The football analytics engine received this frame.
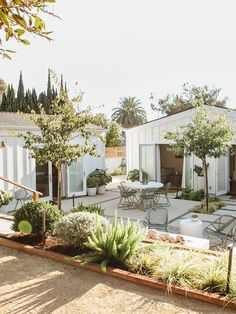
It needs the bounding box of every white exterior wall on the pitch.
[0,128,105,212]
[126,107,236,195]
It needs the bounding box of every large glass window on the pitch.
[36,162,49,197]
[140,145,156,181]
[68,159,84,194]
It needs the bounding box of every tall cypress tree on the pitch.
[60,74,64,93]
[16,71,25,111]
[46,68,53,112]
[31,88,38,112]
[9,84,16,112]
[0,91,7,111]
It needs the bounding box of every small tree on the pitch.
[0,0,57,59]
[152,83,227,116]
[105,121,122,147]
[18,91,107,210]
[165,101,234,211]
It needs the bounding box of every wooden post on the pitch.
[33,192,39,201]
[226,243,234,293]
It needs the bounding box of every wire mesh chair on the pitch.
[118,183,138,209]
[143,205,168,231]
[154,182,171,207]
[139,188,159,210]
[10,188,32,213]
[203,214,236,248]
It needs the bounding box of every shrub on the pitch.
[191,198,225,214]
[12,201,61,234]
[55,212,108,250]
[77,214,148,272]
[70,202,104,215]
[87,175,98,188]
[127,169,139,181]
[125,244,236,297]
[0,190,13,208]
[180,187,204,201]
[89,169,112,186]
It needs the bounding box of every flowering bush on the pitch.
[0,190,13,208]
[55,212,108,250]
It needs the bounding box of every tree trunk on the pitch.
[203,161,209,212]
[57,164,62,210]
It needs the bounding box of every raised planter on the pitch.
[0,236,235,309]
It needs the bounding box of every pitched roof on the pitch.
[0,112,35,128]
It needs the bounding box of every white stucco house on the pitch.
[126,106,236,196]
[0,112,105,212]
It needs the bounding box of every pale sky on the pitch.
[1,0,236,120]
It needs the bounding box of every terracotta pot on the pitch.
[97,185,106,194]
[87,187,97,197]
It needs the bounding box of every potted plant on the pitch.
[194,165,205,190]
[89,169,112,195]
[87,176,97,197]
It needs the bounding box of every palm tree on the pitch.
[111,97,147,128]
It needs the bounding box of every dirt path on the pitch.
[0,247,233,314]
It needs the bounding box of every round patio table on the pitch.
[125,181,163,190]
[125,181,164,210]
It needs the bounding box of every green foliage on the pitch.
[165,101,234,211]
[12,201,61,234]
[87,175,98,188]
[105,121,122,147]
[125,246,236,297]
[55,212,108,250]
[180,187,204,201]
[89,169,112,186]
[112,96,147,128]
[0,70,59,113]
[18,87,108,209]
[193,165,204,176]
[78,214,147,271]
[0,0,57,59]
[0,190,13,208]
[152,83,227,116]
[127,169,148,182]
[70,202,104,215]
[191,198,225,214]
[127,169,139,181]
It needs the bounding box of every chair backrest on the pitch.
[141,188,158,197]
[163,182,171,191]
[15,188,27,200]
[118,184,129,196]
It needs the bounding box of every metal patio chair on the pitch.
[118,183,138,209]
[7,188,32,213]
[203,214,236,248]
[139,188,159,210]
[154,182,171,207]
[143,205,169,231]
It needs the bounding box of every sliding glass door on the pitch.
[140,145,156,181]
[66,158,86,197]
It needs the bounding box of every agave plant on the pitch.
[76,213,148,272]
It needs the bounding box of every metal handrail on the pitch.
[0,175,42,201]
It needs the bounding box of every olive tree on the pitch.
[0,0,57,59]
[18,91,108,210]
[165,100,234,211]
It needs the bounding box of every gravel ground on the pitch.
[0,247,234,314]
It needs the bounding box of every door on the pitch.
[36,162,52,201]
[66,158,86,197]
[184,155,194,189]
[216,156,227,195]
[139,145,156,181]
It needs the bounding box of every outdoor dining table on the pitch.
[125,181,164,210]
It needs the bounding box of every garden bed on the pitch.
[0,234,235,309]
